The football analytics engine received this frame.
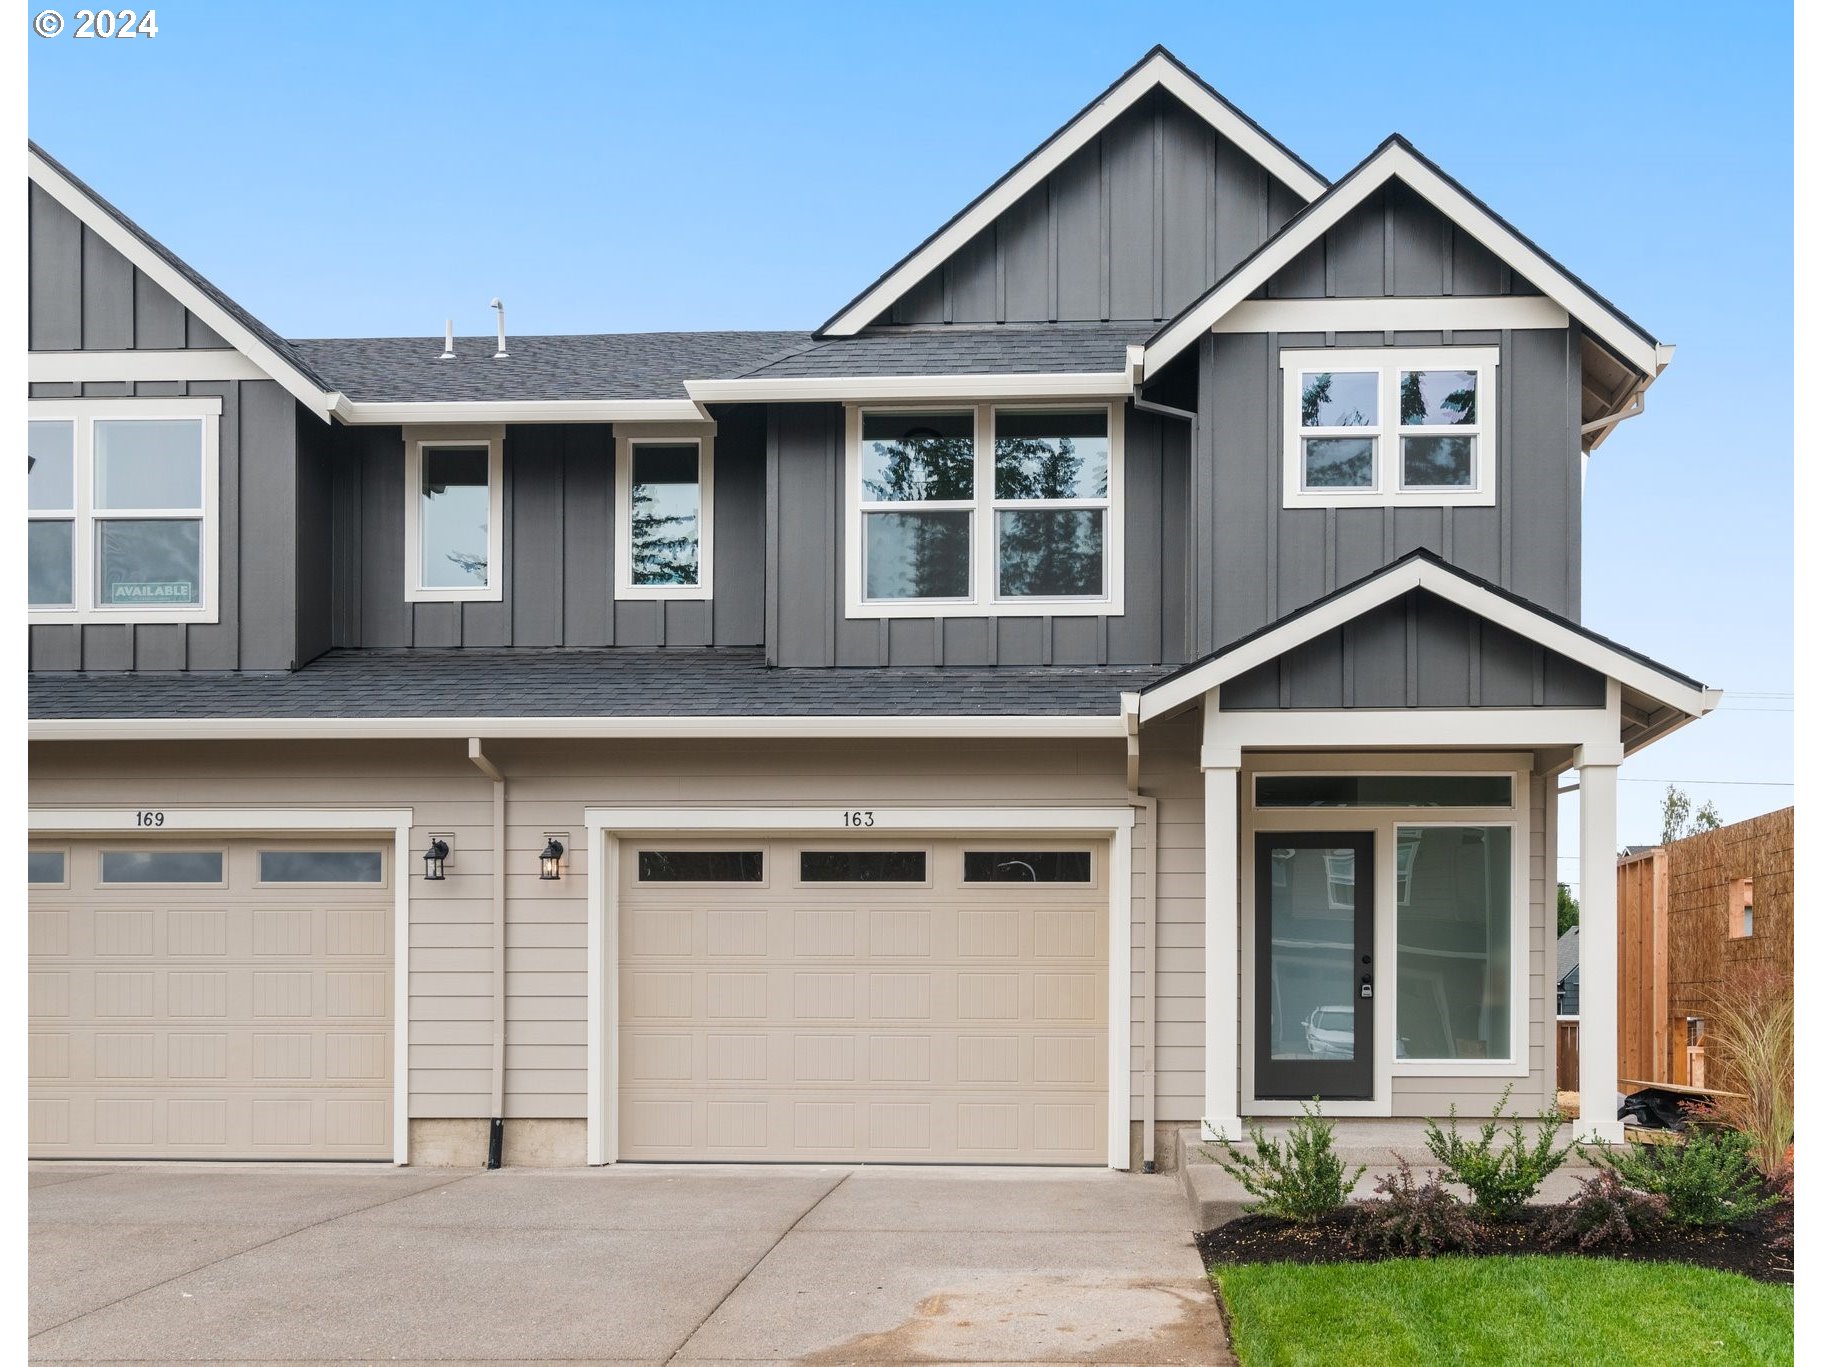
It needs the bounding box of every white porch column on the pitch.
[1574,748,1624,1144]
[1201,701,1244,1141]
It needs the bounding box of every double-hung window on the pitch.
[614,425,714,599]
[1282,347,1495,508]
[28,398,220,623]
[848,402,1123,616]
[404,425,504,602]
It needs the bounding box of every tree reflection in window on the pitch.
[861,412,974,600]
[994,410,1108,598]
[630,443,701,587]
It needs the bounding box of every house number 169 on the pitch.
[135,810,166,827]
[842,810,875,827]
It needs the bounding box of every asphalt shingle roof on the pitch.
[288,332,812,403]
[29,649,1165,721]
[738,325,1151,379]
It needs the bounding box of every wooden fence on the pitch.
[1555,1019,1580,1092]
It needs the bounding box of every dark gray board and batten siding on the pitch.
[328,406,766,650]
[887,89,1307,327]
[29,185,309,674]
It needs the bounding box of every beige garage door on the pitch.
[28,839,394,1160]
[618,838,1108,1163]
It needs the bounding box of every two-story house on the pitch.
[27,48,1718,1171]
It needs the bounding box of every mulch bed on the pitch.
[1197,1200,1793,1285]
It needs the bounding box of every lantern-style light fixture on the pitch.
[539,839,565,881]
[423,838,449,881]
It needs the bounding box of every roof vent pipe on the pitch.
[490,298,508,359]
[439,319,455,361]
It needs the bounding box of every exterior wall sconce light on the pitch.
[539,839,565,881]
[423,838,449,881]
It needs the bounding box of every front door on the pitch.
[1254,832,1374,1100]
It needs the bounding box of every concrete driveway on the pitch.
[29,1162,1227,1365]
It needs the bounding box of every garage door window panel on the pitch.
[963,850,1094,884]
[99,850,225,885]
[798,850,929,884]
[258,850,387,885]
[28,849,68,887]
[636,850,765,883]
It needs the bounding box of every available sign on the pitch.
[108,582,195,604]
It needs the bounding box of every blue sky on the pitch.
[28,1,1794,866]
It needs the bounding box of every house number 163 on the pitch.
[841,810,875,827]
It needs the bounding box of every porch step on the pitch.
[1175,1124,1601,1230]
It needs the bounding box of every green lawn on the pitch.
[1214,1256,1792,1367]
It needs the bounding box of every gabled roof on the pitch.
[1137,550,1718,738]
[1142,136,1670,379]
[815,46,1328,338]
[28,142,341,419]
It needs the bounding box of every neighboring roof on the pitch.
[1137,549,1717,735]
[29,649,1165,739]
[27,142,340,417]
[816,46,1328,338]
[1557,926,1580,982]
[1142,136,1669,379]
[735,324,1152,380]
[288,332,810,404]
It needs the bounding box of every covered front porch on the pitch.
[1129,553,1718,1146]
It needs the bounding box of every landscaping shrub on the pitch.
[1423,1085,1573,1221]
[1686,966,1794,1179]
[1204,1099,1365,1223]
[1343,1157,1481,1257]
[1598,1126,1780,1228]
[1539,1168,1667,1251]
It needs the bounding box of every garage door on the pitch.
[618,838,1108,1163]
[28,839,394,1160]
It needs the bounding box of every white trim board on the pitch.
[30,714,1134,743]
[687,372,1135,404]
[817,49,1326,337]
[30,351,271,384]
[28,148,341,420]
[333,397,708,425]
[1137,556,1718,722]
[26,805,416,1166]
[1143,140,1667,377]
[583,804,1136,1169]
[1205,296,1567,336]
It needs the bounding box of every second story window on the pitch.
[615,427,714,600]
[847,402,1124,617]
[404,425,504,602]
[28,397,220,625]
[1281,347,1496,509]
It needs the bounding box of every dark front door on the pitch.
[1254,832,1375,1100]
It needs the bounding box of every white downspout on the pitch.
[1123,697,1162,1172]
[469,738,507,1168]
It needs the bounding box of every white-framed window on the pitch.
[614,423,714,600]
[844,401,1124,618]
[1280,347,1496,509]
[28,397,221,624]
[403,424,504,603]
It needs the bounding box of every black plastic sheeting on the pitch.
[1619,1087,1707,1130]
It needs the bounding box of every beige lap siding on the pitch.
[1133,713,1207,1124]
[30,736,1133,1128]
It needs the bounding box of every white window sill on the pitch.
[849,598,1122,620]
[30,608,220,627]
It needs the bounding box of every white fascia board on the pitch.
[1138,558,1714,722]
[27,806,414,832]
[819,54,1326,337]
[30,714,1130,743]
[29,350,271,384]
[1143,143,1661,376]
[1208,296,1569,334]
[333,397,708,425]
[686,372,1135,404]
[27,150,340,420]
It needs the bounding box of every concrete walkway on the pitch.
[29,1161,1227,1365]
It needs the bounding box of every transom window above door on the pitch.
[1281,347,1496,509]
[847,403,1124,617]
[28,398,221,624]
